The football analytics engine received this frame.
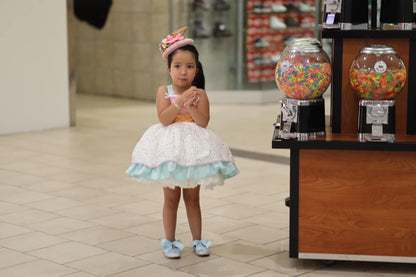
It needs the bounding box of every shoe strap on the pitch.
[161,239,184,251]
[191,239,211,249]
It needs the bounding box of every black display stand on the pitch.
[321,29,416,134]
[272,29,416,263]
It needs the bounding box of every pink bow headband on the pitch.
[159,26,194,59]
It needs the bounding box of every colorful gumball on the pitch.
[275,44,331,99]
[349,45,407,100]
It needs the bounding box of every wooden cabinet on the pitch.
[273,130,416,263]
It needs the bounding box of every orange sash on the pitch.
[173,114,194,123]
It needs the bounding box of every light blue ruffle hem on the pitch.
[126,161,239,181]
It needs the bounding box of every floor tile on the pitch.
[20,179,75,193]
[55,204,119,220]
[223,224,288,245]
[28,241,106,264]
[0,222,31,239]
[0,248,37,269]
[51,186,108,201]
[67,252,149,276]
[250,252,324,276]
[126,220,189,240]
[62,225,134,245]
[116,199,163,216]
[180,256,264,276]
[206,203,270,220]
[202,215,255,234]
[0,201,27,215]
[0,231,68,252]
[0,185,53,204]
[98,235,160,256]
[212,240,280,263]
[61,272,97,277]
[111,264,195,277]
[25,197,83,212]
[89,212,155,229]
[0,209,58,226]
[138,248,218,270]
[0,259,77,277]
[27,217,94,235]
[249,270,292,277]
[244,210,289,230]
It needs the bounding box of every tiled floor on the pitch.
[0,94,415,276]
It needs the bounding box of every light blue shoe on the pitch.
[191,239,211,256]
[161,239,184,259]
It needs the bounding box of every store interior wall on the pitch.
[177,0,240,91]
[74,0,170,101]
[0,0,70,135]
[68,0,76,127]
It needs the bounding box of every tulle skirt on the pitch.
[126,122,239,189]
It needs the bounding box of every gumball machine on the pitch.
[349,45,407,142]
[275,41,332,141]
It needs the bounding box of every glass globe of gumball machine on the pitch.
[349,45,407,142]
[275,42,332,141]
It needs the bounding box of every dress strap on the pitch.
[167,85,174,96]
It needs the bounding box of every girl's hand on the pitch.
[180,86,199,107]
[184,91,199,108]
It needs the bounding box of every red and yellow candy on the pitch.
[349,68,406,99]
[275,62,332,99]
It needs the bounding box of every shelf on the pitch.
[248,11,316,15]
[322,29,416,39]
[272,127,416,151]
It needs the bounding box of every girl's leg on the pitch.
[183,185,201,240]
[163,187,181,241]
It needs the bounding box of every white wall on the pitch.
[0,0,69,135]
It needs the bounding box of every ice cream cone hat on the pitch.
[159,26,194,59]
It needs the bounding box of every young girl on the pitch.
[126,27,239,259]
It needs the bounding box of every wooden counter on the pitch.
[272,128,416,263]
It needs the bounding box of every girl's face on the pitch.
[168,50,198,89]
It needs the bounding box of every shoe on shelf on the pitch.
[284,3,300,12]
[270,16,287,29]
[194,21,210,38]
[271,53,282,63]
[253,3,271,13]
[285,16,300,27]
[300,17,315,28]
[213,22,232,37]
[253,55,272,65]
[191,240,211,256]
[161,239,184,259]
[284,35,294,45]
[254,37,270,47]
[193,0,210,10]
[271,3,287,13]
[299,2,315,13]
[213,0,230,11]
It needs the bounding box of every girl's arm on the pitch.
[156,86,196,126]
[156,86,180,126]
[187,89,210,128]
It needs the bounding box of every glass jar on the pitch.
[349,45,407,100]
[275,44,332,99]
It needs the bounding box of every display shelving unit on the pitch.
[245,0,317,83]
[272,29,416,263]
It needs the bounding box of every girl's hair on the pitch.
[167,44,205,89]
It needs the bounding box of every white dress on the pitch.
[126,85,239,189]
